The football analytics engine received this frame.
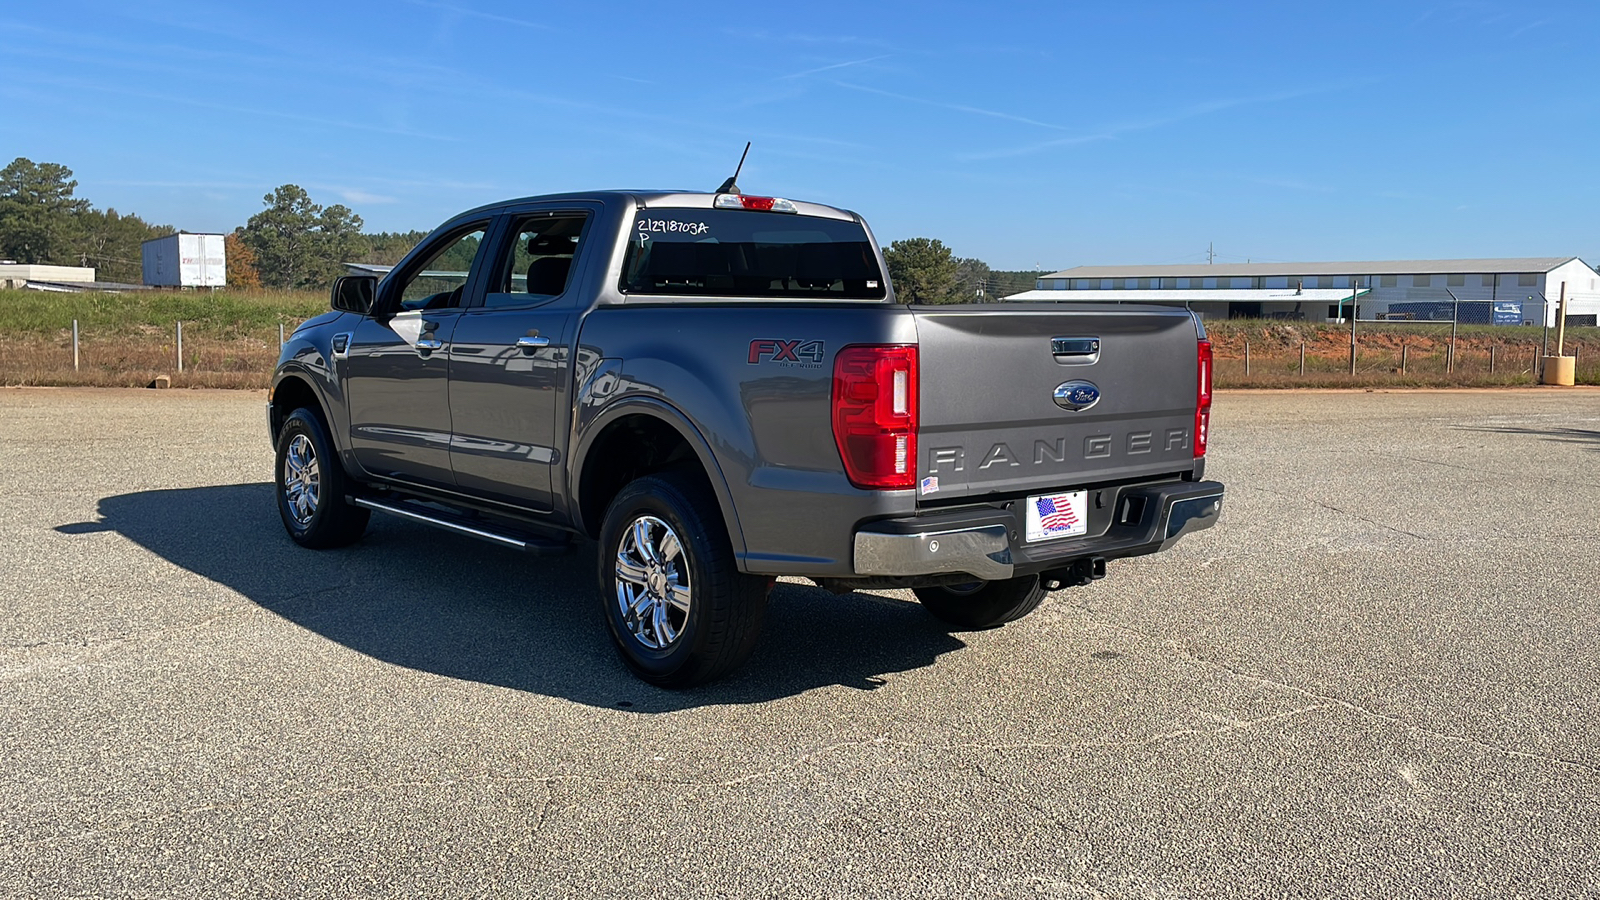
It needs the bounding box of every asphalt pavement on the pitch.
[1,386,1596,899]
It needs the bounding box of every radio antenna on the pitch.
[715,142,752,194]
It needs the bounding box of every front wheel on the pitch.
[275,408,369,549]
[597,472,769,688]
[913,576,1049,630]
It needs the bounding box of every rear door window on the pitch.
[621,209,885,299]
[482,213,588,309]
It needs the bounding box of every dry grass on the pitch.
[0,333,281,388]
[1205,319,1600,388]
[0,287,321,388]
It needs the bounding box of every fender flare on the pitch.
[270,355,350,460]
[570,396,749,562]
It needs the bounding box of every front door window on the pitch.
[399,227,487,311]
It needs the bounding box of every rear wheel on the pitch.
[275,408,369,549]
[913,575,1049,630]
[598,472,768,688]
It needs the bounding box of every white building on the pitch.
[0,263,96,289]
[142,233,226,288]
[1007,257,1600,327]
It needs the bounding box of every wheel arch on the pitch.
[572,400,747,561]
[268,371,328,447]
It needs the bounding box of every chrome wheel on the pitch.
[282,433,320,526]
[614,515,691,650]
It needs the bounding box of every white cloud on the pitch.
[338,189,399,205]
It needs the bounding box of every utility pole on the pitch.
[1538,282,1575,384]
[1555,281,1568,356]
[1207,242,1214,265]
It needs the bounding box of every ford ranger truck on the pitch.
[268,190,1223,687]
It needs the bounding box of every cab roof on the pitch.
[455,190,859,223]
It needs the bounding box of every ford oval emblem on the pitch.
[1053,380,1101,411]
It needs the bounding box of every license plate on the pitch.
[1024,490,1089,542]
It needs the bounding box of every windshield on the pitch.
[621,209,886,299]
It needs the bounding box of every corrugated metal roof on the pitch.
[22,280,149,293]
[1042,257,1582,279]
[1005,287,1367,302]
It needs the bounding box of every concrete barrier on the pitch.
[1539,355,1576,385]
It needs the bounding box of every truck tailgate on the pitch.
[912,304,1200,502]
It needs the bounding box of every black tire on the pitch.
[275,407,370,549]
[913,575,1049,630]
[597,471,768,688]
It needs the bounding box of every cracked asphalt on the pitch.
[2,386,1597,899]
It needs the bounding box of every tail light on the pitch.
[832,345,918,489]
[1195,339,1213,458]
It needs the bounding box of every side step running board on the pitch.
[352,497,570,555]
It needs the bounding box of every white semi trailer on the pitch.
[141,233,226,288]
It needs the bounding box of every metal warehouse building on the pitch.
[1006,257,1600,326]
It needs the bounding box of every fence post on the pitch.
[1445,288,1460,374]
[1490,344,1496,374]
[176,321,183,373]
[1299,342,1306,375]
[72,319,80,372]
[1401,344,1407,375]
[1245,341,1251,376]
[1348,281,1358,376]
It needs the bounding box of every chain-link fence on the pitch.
[1209,299,1598,387]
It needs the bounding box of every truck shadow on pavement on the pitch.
[71,484,967,712]
[1452,424,1600,451]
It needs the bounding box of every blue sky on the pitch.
[3,1,1596,269]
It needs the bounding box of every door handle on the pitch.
[516,335,551,350]
[1050,337,1101,365]
[1051,338,1100,356]
[414,338,444,352]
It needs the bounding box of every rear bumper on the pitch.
[852,480,1224,581]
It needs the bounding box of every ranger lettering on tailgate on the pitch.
[928,428,1192,473]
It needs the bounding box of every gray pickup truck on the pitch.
[268,189,1223,687]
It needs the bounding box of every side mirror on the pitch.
[331,276,377,315]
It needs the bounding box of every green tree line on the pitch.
[2,157,1048,297]
[881,236,1045,304]
[0,158,175,284]
[0,158,431,290]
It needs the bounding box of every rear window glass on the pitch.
[621,209,886,299]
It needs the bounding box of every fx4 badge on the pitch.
[748,339,826,367]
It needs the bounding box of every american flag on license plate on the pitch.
[1035,495,1080,533]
